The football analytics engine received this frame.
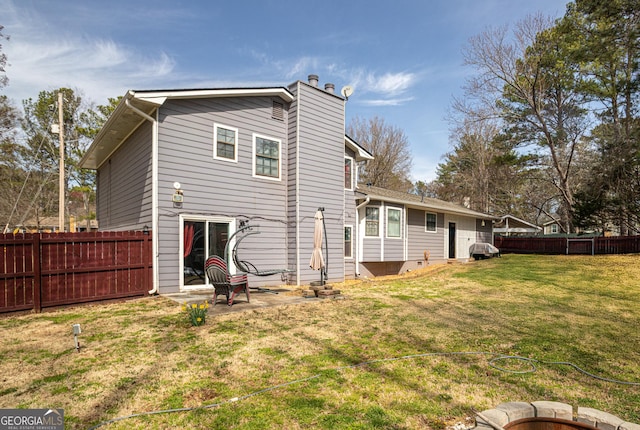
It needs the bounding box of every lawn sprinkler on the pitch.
[72,324,82,352]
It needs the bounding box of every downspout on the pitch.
[125,98,159,295]
[295,82,301,286]
[354,196,370,276]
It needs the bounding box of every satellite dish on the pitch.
[341,85,354,100]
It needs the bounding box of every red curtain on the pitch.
[183,222,195,258]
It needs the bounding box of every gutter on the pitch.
[354,196,370,276]
[125,98,159,295]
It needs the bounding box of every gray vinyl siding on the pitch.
[362,237,381,261]
[407,208,445,261]
[287,82,345,285]
[476,218,493,243]
[445,214,477,260]
[96,121,153,231]
[155,97,290,292]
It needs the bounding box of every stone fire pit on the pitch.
[470,401,639,430]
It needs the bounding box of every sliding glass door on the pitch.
[182,216,234,288]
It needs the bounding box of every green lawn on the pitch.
[1,254,639,429]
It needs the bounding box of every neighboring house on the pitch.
[541,220,609,236]
[80,74,494,294]
[493,215,542,237]
[353,186,498,277]
[542,220,562,235]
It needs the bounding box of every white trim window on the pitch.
[344,225,353,259]
[365,206,380,237]
[253,133,281,180]
[344,156,354,190]
[426,212,437,232]
[213,123,238,162]
[386,207,402,238]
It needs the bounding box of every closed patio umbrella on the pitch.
[309,209,325,274]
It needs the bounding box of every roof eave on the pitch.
[80,91,156,169]
[133,87,295,103]
[499,214,541,229]
[345,135,374,161]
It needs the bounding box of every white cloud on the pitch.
[251,60,420,106]
[371,72,416,96]
[2,2,176,105]
[360,97,415,107]
[285,57,320,80]
[344,69,419,106]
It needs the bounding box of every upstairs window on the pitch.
[365,207,380,237]
[253,134,281,180]
[426,212,437,232]
[213,124,238,162]
[344,157,354,190]
[387,207,402,238]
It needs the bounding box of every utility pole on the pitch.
[58,92,65,232]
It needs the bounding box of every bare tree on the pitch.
[459,14,591,232]
[435,115,531,216]
[347,115,413,192]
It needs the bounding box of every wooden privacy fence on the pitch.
[1,231,152,314]
[495,235,640,255]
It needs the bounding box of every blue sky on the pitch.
[2,0,569,181]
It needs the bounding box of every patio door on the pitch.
[182,217,235,289]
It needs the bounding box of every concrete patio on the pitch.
[163,286,331,316]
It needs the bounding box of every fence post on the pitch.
[33,233,42,313]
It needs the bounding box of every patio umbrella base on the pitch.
[303,284,341,298]
[310,280,326,287]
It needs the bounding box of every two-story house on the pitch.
[80,75,494,295]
